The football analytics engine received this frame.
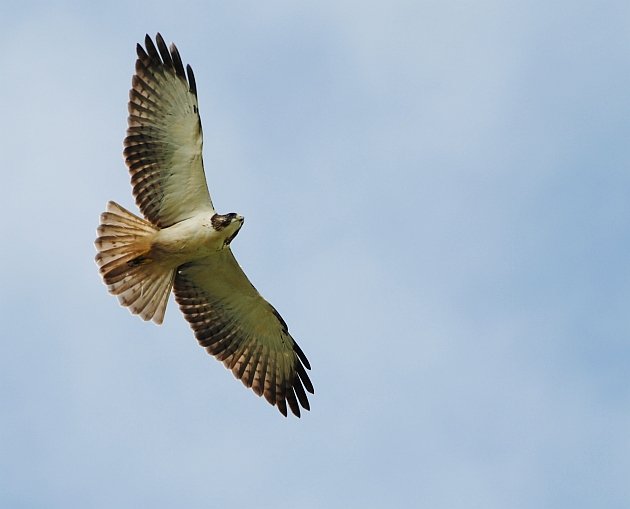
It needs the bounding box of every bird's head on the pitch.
[211,212,244,246]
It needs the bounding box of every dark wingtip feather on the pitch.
[293,340,311,370]
[286,388,301,417]
[170,44,186,79]
[186,64,197,95]
[136,43,147,60]
[296,362,314,394]
[293,376,310,410]
[144,34,160,61]
[155,33,173,68]
[277,398,288,417]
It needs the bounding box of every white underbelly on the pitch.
[151,214,224,265]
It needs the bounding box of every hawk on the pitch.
[95,34,313,417]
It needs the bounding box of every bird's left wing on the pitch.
[124,33,214,228]
[173,249,314,417]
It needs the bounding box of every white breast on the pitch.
[151,213,227,266]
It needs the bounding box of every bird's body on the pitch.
[152,212,243,262]
[95,33,313,417]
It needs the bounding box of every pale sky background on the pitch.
[2,1,630,508]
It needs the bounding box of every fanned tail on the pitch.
[94,201,174,324]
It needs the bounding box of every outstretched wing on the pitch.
[173,249,314,417]
[124,33,214,228]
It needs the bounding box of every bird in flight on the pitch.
[95,33,313,417]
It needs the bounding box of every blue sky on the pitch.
[2,1,630,507]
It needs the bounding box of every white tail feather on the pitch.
[95,201,174,324]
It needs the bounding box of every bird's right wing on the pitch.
[124,33,214,228]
